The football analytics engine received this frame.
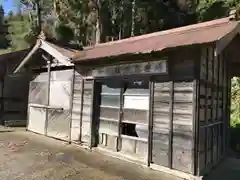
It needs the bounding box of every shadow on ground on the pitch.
[0,131,181,180]
[203,127,240,180]
[2,129,240,180]
[203,157,240,180]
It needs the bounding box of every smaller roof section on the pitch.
[72,10,240,63]
[14,39,82,73]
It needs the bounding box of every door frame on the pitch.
[93,76,151,161]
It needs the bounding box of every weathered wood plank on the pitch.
[172,131,192,149]
[99,120,118,136]
[172,145,192,173]
[99,134,118,150]
[152,131,169,167]
[173,102,193,115]
[80,80,94,143]
[199,128,206,152]
[174,92,193,102]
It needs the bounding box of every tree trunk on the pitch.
[95,0,101,44]
[95,18,101,44]
[131,0,136,36]
[119,24,122,40]
[35,1,42,35]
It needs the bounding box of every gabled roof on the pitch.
[72,16,240,63]
[14,39,81,73]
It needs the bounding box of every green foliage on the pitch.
[231,77,240,127]
[54,23,74,42]
[7,13,31,50]
[197,0,240,22]
[197,0,229,22]
[0,5,11,49]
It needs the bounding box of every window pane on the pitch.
[100,107,119,120]
[124,96,149,110]
[101,95,120,107]
[101,84,121,94]
[122,108,147,124]
[123,79,149,110]
[124,88,149,95]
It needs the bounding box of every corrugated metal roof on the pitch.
[72,17,240,63]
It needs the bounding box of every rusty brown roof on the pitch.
[72,17,240,63]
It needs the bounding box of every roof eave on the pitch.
[13,39,74,73]
[215,22,240,55]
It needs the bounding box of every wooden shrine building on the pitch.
[14,10,240,180]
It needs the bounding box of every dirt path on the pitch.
[0,131,181,180]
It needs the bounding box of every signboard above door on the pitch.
[87,60,168,77]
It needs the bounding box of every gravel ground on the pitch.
[0,130,182,180]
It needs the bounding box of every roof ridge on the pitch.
[84,17,231,49]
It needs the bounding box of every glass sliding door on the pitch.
[98,80,121,151]
[97,77,150,162]
[119,78,149,161]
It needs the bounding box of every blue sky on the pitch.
[1,0,15,14]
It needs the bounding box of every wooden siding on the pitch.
[71,71,83,142]
[172,82,193,173]
[197,46,229,176]
[70,71,94,145]
[152,80,194,173]
[81,80,94,144]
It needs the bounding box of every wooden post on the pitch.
[90,79,96,148]
[79,79,84,143]
[44,60,51,135]
[204,47,209,168]
[192,79,199,175]
[147,80,154,166]
[117,84,125,151]
[131,0,136,36]
[210,47,215,166]
[168,80,174,169]
[226,61,231,154]
[216,54,220,162]
[68,68,75,143]
[193,48,201,176]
